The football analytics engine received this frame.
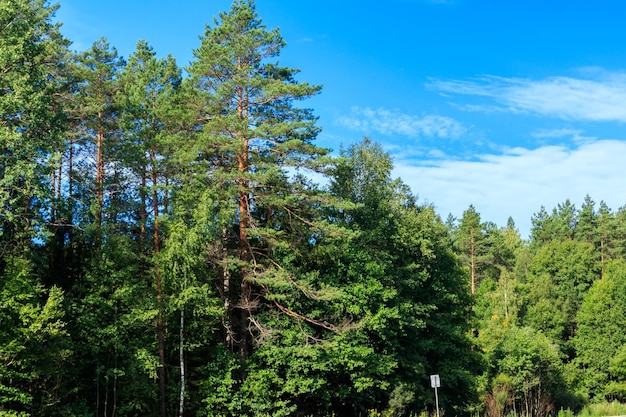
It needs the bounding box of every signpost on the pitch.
[430,374,440,417]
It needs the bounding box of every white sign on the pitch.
[430,374,440,388]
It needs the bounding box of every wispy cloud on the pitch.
[530,128,599,145]
[428,71,626,122]
[531,128,583,139]
[336,107,466,139]
[393,139,626,237]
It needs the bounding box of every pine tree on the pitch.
[182,0,333,359]
[455,205,488,296]
[70,38,124,242]
[0,1,72,413]
[119,40,181,416]
[0,0,68,253]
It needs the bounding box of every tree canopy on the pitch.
[0,1,625,416]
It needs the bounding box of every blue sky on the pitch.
[54,0,626,238]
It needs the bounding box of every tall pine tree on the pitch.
[183,0,333,359]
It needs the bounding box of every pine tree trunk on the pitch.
[222,226,233,350]
[236,82,251,359]
[140,169,147,251]
[68,139,74,231]
[238,184,251,359]
[96,119,104,231]
[152,149,166,417]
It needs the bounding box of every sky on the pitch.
[54,0,626,238]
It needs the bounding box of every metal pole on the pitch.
[435,385,440,417]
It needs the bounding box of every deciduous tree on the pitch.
[573,260,626,400]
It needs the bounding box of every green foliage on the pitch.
[576,401,626,417]
[483,326,570,417]
[67,234,159,415]
[0,0,68,248]
[118,39,181,241]
[518,237,599,358]
[69,37,125,233]
[573,260,626,401]
[530,200,577,244]
[3,0,626,416]
[453,205,491,295]
[473,224,524,343]
[181,0,338,363]
[327,138,478,415]
[0,257,70,415]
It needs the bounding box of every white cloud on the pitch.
[393,139,626,238]
[336,107,466,139]
[530,128,598,145]
[428,72,626,122]
[531,128,583,139]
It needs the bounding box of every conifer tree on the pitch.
[182,0,335,359]
[455,205,488,296]
[0,0,72,413]
[70,38,124,242]
[119,39,182,417]
[0,0,67,252]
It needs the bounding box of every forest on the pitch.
[2,0,626,416]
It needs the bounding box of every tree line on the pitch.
[1,1,625,416]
